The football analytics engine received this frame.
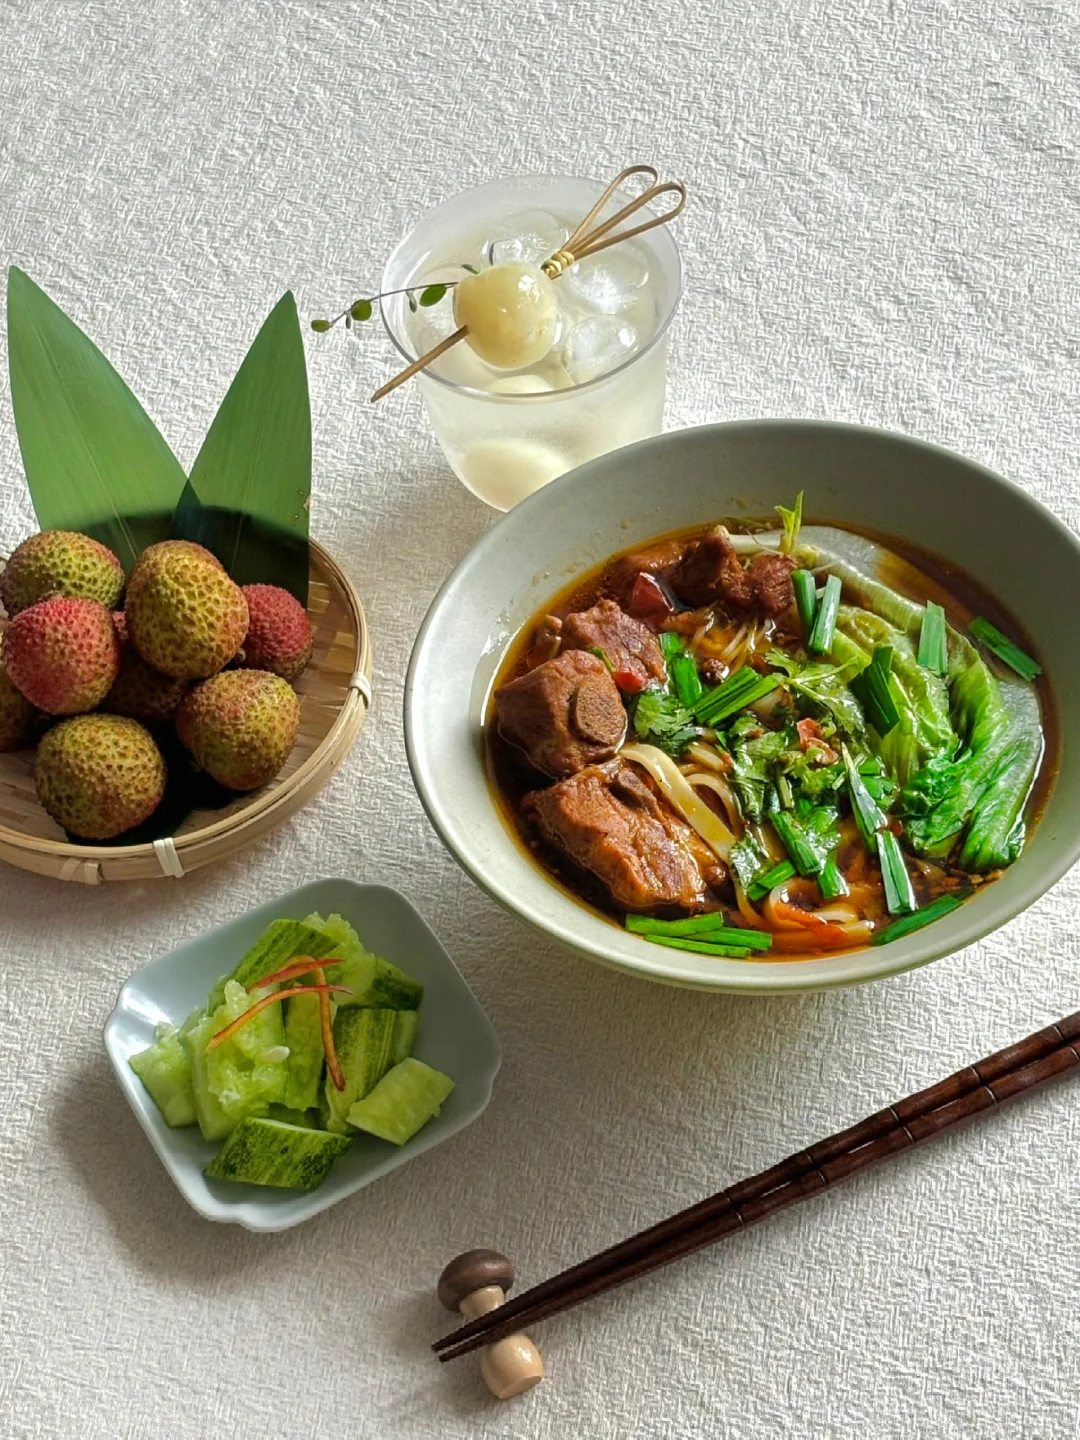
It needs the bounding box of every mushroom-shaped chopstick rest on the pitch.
[437,1249,545,1399]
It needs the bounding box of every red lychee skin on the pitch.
[1,596,120,714]
[238,584,313,684]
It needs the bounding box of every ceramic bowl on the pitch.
[103,878,501,1230]
[405,420,1080,993]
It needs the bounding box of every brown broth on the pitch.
[484,518,1057,959]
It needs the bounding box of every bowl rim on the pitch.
[0,537,371,879]
[102,877,502,1230]
[405,417,1080,993]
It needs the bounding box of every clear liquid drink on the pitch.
[380,176,683,511]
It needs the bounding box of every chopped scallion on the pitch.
[625,914,771,948]
[876,830,917,915]
[693,668,780,726]
[747,860,796,900]
[658,631,683,662]
[917,601,948,675]
[841,744,888,852]
[850,645,900,735]
[588,645,614,672]
[771,810,822,878]
[643,934,764,958]
[818,854,849,901]
[808,574,842,654]
[792,569,817,640]
[670,651,705,708]
[969,617,1042,682]
[872,891,966,944]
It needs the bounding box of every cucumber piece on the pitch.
[207,919,339,1009]
[129,1023,197,1127]
[303,912,423,1009]
[282,991,324,1110]
[391,1010,419,1066]
[185,980,288,1142]
[205,1118,352,1191]
[324,1007,398,1134]
[346,1058,455,1146]
[266,1103,320,1128]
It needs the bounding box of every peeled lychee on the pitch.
[0,530,124,618]
[176,669,300,791]
[125,541,248,680]
[35,713,166,839]
[238,584,313,684]
[2,596,120,714]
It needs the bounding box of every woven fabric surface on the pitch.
[2,1,1079,1436]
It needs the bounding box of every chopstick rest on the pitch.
[437,1249,544,1400]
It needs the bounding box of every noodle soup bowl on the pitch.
[406,421,1080,992]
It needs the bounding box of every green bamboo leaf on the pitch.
[170,292,311,604]
[6,267,186,570]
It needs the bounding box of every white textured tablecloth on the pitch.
[3,3,1080,1436]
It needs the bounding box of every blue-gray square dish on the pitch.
[103,879,500,1231]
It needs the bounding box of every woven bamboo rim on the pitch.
[0,538,371,884]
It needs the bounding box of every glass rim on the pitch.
[378,171,684,404]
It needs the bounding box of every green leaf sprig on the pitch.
[310,264,480,334]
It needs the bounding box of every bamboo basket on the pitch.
[0,539,371,884]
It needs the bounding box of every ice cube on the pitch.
[485,211,570,268]
[560,249,650,315]
[560,316,639,385]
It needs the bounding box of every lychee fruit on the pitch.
[0,530,125,618]
[2,596,120,714]
[35,713,167,839]
[102,612,189,723]
[238,584,313,684]
[176,669,300,791]
[125,541,248,680]
[0,660,37,751]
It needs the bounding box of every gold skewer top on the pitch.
[370,166,686,402]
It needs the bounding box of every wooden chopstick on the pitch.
[434,1009,1080,1362]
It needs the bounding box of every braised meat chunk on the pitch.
[605,537,687,602]
[672,527,795,616]
[745,551,797,616]
[495,650,627,778]
[524,759,709,911]
[561,598,667,692]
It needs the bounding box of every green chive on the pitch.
[917,601,948,675]
[792,569,817,640]
[693,668,779,725]
[644,934,763,958]
[819,854,849,900]
[877,830,917,915]
[670,652,704,707]
[969,617,1042,681]
[771,810,822,877]
[872,891,966,944]
[625,913,769,945]
[808,574,842,654]
[842,744,887,852]
[747,859,796,900]
[658,630,683,661]
[851,645,900,735]
[588,645,615,672]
